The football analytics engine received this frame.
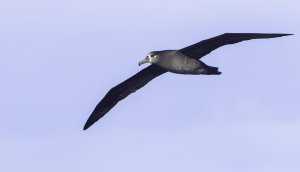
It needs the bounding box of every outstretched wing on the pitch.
[84,65,166,130]
[179,33,292,59]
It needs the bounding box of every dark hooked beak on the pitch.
[138,57,148,66]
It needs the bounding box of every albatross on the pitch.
[83,33,292,130]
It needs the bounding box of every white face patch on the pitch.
[147,55,152,62]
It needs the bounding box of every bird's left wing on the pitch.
[83,65,166,130]
[179,33,292,59]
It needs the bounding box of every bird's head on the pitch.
[138,51,159,66]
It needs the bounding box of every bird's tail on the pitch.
[195,65,221,75]
[205,66,222,75]
[197,60,221,75]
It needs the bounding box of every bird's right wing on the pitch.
[179,33,292,59]
[83,65,166,130]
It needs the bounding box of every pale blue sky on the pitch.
[0,0,299,171]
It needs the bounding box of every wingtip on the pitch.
[83,124,91,130]
[262,33,294,38]
[83,126,88,131]
[83,121,92,130]
[263,33,293,37]
[280,33,294,36]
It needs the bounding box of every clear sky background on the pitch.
[0,0,299,171]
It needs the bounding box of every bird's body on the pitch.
[142,50,221,75]
[83,33,292,130]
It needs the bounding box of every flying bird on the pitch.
[84,33,292,130]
